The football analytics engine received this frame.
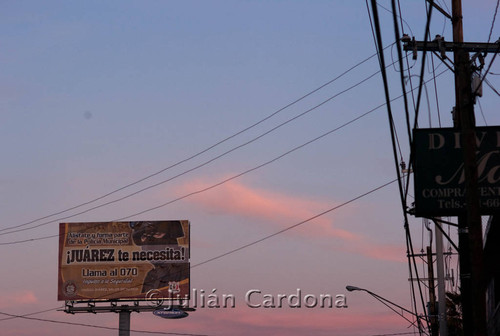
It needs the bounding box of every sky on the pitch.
[1,1,499,335]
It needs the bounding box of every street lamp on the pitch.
[346,285,428,334]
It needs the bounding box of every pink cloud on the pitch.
[0,290,38,309]
[176,178,406,262]
[132,306,412,336]
[176,178,358,240]
[228,308,411,332]
[358,243,407,263]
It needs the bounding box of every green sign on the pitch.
[413,127,500,217]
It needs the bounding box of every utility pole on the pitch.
[451,0,486,335]
[427,246,439,336]
[402,0,495,334]
[435,221,448,336]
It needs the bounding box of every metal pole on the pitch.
[119,310,131,336]
[427,246,439,336]
[435,220,448,336]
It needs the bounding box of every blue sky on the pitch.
[0,1,499,335]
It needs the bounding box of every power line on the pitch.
[487,0,500,44]
[390,0,413,158]
[112,101,387,222]
[191,177,399,269]
[0,48,388,236]
[0,65,387,237]
[0,177,400,327]
[0,310,210,336]
[0,75,449,332]
[0,67,449,247]
[0,310,423,336]
[365,333,419,336]
[0,306,62,322]
[370,1,436,334]
[0,102,384,245]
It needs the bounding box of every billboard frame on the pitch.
[58,220,190,303]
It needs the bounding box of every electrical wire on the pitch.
[112,108,385,221]
[0,310,210,336]
[423,0,443,128]
[0,48,390,236]
[0,99,384,244]
[0,306,63,322]
[0,3,460,335]
[429,53,443,127]
[405,0,438,331]
[373,1,424,332]
[0,72,450,246]
[377,1,414,37]
[412,0,434,131]
[0,310,426,336]
[484,77,500,97]
[391,0,414,159]
[371,1,438,334]
[0,67,450,247]
[487,0,500,44]
[476,98,488,126]
[0,177,400,326]
[190,177,399,269]
[366,333,419,336]
[0,60,402,238]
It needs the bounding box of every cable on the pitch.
[0,177,400,326]
[0,311,210,336]
[0,100,381,244]
[366,333,419,336]
[487,0,500,44]
[0,66,450,247]
[376,1,414,37]
[423,0,443,128]
[370,295,423,331]
[476,98,488,126]
[0,65,392,237]
[0,101,387,245]
[484,78,500,97]
[412,0,434,131]
[1,65,390,237]
[406,1,437,332]
[371,1,436,334]
[0,310,425,336]
[429,53,443,127]
[112,103,387,222]
[0,306,63,322]
[190,177,399,269]
[0,48,389,235]
[390,0,414,163]
[373,2,421,330]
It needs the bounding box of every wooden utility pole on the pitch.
[451,0,486,335]
[402,1,494,334]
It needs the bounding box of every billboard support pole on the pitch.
[118,309,131,336]
[59,221,192,333]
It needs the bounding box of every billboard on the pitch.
[413,127,500,217]
[58,221,190,301]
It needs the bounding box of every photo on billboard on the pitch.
[57,220,190,301]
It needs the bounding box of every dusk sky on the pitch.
[1,1,499,335]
